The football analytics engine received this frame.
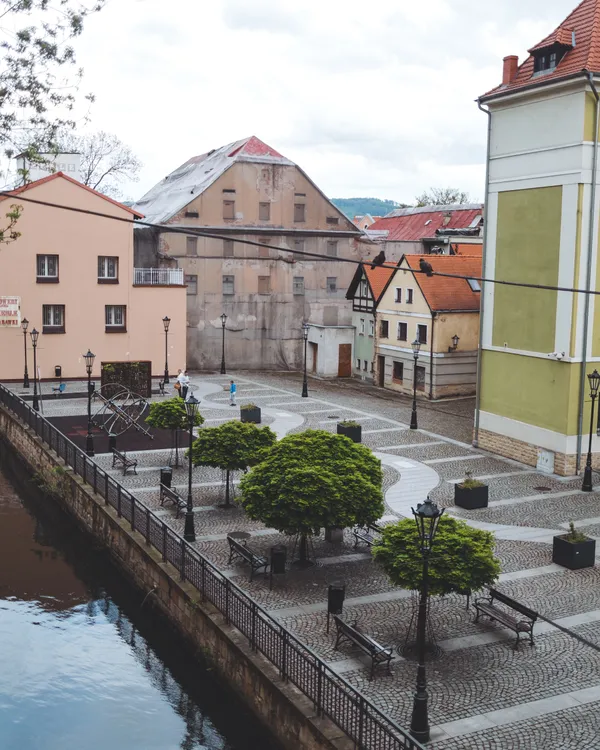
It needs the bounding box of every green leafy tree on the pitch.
[146,398,204,467]
[240,430,384,564]
[372,516,500,597]
[188,420,277,508]
[1,1,105,162]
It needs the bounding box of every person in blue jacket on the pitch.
[229,379,236,406]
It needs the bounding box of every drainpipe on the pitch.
[429,312,435,399]
[473,99,492,447]
[576,71,600,472]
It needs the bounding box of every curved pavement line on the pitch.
[376,452,440,519]
[195,379,304,439]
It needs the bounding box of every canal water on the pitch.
[0,448,281,750]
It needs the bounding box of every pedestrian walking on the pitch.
[180,370,190,401]
[229,379,236,406]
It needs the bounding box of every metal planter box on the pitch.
[454,484,489,509]
[337,423,362,443]
[552,535,596,570]
[240,406,261,424]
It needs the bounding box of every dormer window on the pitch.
[531,36,572,75]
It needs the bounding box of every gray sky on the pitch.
[73,0,575,204]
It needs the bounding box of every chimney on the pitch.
[502,55,519,85]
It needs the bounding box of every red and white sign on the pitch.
[0,296,20,328]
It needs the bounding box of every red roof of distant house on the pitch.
[2,171,144,217]
[228,136,283,159]
[370,205,483,242]
[403,255,482,312]
[364,263,396,301]
[451,243,483,256]
[482,0,600,100]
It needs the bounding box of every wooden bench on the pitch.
[227,536,269,581]
[473,588,537,649]
[111,448,138,476]
[160,483,186,518]
[353,523,382,548]
[333,615,394,680]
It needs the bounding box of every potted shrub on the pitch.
[337,419,362,443]
[552,521,596,570]
[454,471,489,509]
[240,403,261,424]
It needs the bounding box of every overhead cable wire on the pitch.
[3,189,600,297]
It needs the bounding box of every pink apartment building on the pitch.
[0,173,186,383]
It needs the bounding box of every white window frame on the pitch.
[406,288,414,304]
[369,319,374,337]
[98,256,118,280]
[105,305,126,328]
[42,304,64,328]
[37,254,58,278]
[359,318,365,335]
[223,275,235,295]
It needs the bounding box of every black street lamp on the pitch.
[83,349,96,457]
[301,322,309,398]
[220,313,227,375]
[163,316,171,384]
[30,328,39,411]
[184,395,200,542]
[410,496,444,744]
[410,338,421,430]
[582,370,600,491]
[22,318,30,388]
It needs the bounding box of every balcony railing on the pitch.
[133,268,184,286]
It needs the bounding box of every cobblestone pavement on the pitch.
[11,372,600,750]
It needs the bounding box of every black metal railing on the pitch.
[0,384,423,750]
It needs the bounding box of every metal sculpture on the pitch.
[92,384,152,439]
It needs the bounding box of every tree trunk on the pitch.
[224,469,230,508]
[299,533,308,564]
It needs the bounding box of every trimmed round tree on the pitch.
[145,397,204,467]
[188,420,277,508]
[372,515,500,597]
[240,430,384,564]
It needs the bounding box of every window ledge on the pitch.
[98,278,119,284]
[37,277,59,284]
[42,326,65,334]
[105,326,127,334]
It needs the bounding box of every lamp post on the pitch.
[220,313,227,375]
[162,316,171,384]
[184,395,200,542]
[83,349,96,457]
[582,370,600,492]
[30,328,39,411]
[448,334,459,352]
[22,318,30,388]
[410,496,444,744]
[410,338,421,430]
[301,322,309,398]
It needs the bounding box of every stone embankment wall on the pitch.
[0,406,352,750]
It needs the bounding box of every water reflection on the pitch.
[0,461,279,750]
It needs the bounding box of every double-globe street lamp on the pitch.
[22,318,30,388]
[163,316,171,385]
[301,322,309,398]
[184,395,200,542]
[31,328,40,411]
[220,313,227,375]
[410,496,444,744]
[83,349,96,457]
[410,338,421,430]
[582,370,600,492]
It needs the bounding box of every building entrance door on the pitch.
[377,356,385,387]
[310,342,318,373]
[338,344,351,377]
[416,365,426,392]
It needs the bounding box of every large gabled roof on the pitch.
[370,204,483,242]
[1,171,143,217]
[402,255,482,312]
[481,0,600,101]
[346,261,397,303]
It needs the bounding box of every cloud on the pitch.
[69,0,578,204]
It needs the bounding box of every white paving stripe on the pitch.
[424,454,487,465]
[297,408,357,415]
[431,685,600,741]
[318,416,378,425]
[378,441,446,451]
[362,426,409,434]
[447,470,537,484]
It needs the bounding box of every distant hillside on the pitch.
[332,197,407,219]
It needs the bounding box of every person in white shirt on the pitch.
[177,370,189,400]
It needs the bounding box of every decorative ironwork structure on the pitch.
[92,384,152,439]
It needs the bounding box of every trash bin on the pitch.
[108,433,117,452]
[160,467,172,488]
[327,581,346,615]
[54,365,62,379]
[270,545,287,575]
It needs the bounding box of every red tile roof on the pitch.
[482,0,600,100]
[370,206,482,242]
[364,263,396,301]
[451,243,483,256]
[228,136,283,159]
[1,171,143,217]
[403,255,482,312]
